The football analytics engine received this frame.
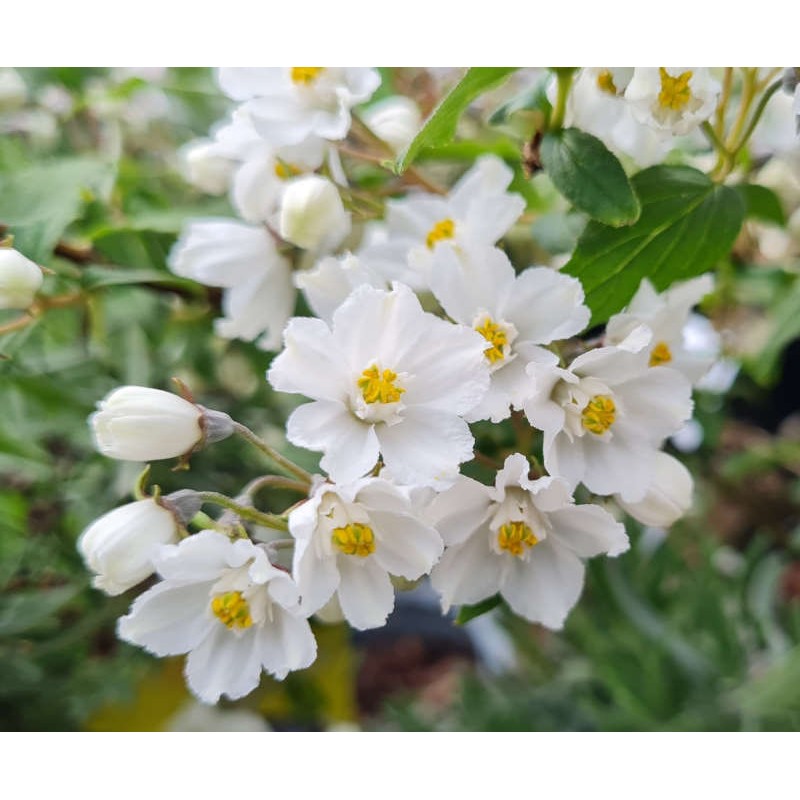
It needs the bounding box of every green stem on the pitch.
[701,121,730,160]
[549,69,575,131]
[242,474,311,497]
[732,78,783,156]
[232,421,313,485]
[197,491,289,532]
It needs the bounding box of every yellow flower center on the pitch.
[597,70,618,95]
[658,68,693,111]
[357,365,405,405]
[475,317,508,364]
[425,218,455,249]
[649,341,673,366]
[581,395,616,435]
[331,522,376,557]
[291,67,324,86]
[211,591,253,630]
[497,520,539,558]
[274,161,302,180]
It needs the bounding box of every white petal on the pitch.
[427,475,493,546]
[548,504,630,557]
[255,609,317,679]
[154,530,247,583]
[370,510,443,579]
[616,451,693,527]
[337,557,395,630]
[293,538,340,615]
[580,433,656,501]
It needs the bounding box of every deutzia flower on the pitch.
[615,451,693,527]
[358,154,526,290]
[288,476,443,630]
[279,174,351,252]
[523,340,693,501]
[90,385,233,461]
[624,68,720,137]
[118,531,317,704]
[168,218,294,351]
[361,95,422,154]
[268,283,490,487]
[429,453,628,628]
[430,245,589,422]
[605,275,716,385]
[218,68,381,146]
[0,247,43,310]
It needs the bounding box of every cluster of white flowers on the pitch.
[77,68,726,705]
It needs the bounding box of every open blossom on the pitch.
[218,68,380,146]
[430,245,589,422]
[358,154,525,290]
[168,218,294,350]
[625,68,720,137]
[429,453,628,628]
[523,339,693,502]
[268,283,490,488]
[605,275,717,385]
[288,477,443,630]
[118,531,316,704]
[0,247,43,309]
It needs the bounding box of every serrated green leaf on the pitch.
[395,68,518,173]
[456,594,502,625]
[736,183,786,226]
[0,157,117,264]
[541,127,640,227]
[564,165,745,326]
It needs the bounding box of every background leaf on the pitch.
[736,183,786,226]
[564,165,745,326]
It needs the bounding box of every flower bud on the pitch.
[77,498,180,595]
[279,175,350,252]
[180,139,234,195]
[616,451,693,528]
[362,96,422,155]
[0,247,44,310]
[90,385,234,461]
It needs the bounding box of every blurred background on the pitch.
[1,67,799,731]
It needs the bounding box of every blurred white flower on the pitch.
[0,68,27,109]
[118,531,317,703]
[362,95,422,154]
[0,247,43,310]
[279,174,350,252]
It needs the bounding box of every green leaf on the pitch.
[736,183,786,226]
[80,265,203,294]
[0,157,117,264]
[540,127,640,227]
[456,594,502,625]
[0,585,79,637]
[564,165,745,326]
[489,73,552,125]
[395,68,518,173]
[531,211,587,255]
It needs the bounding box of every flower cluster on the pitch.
[76,68,734,705]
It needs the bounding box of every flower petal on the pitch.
[548,504,629,558]
[336,557,394,630]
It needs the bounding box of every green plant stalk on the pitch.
[232,421,313,485]
[549,69,575,131]
[197,491,289,532]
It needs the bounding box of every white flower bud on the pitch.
[77,498,179,595]
[0,248,44,310]
[90,386,233,462]
[0,68,27,110]
[616,451,693,528]
[279,175,350,252]
[180,139,234,195]
[362,96,422,154]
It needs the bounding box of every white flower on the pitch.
[523,341,693,501]
[118,531,317,704]
[0,68,26,110]
[90,386,229,461]
[357,154,525,290]
[218,68,380,146]
[168,218,294,350]
[565,68,670,167]
[429,453,628,629]
[279,174,350,252]
[288,476,443,630]
[294,252,387,324]
[430,245,589,422]
[180,139,237,195]
[624,68,720,137]
[615,451,693,528]
[268,283,490,488]
[78,498,180,596]
[605,275,716,385]
[362,95,422,154]
[0,247,43,310]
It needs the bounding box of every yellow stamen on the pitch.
[658,68,693,111]
[649,341,673,367]
[425,218,455,249]
[581,395,616,435]
[597,70,618,95]
[211,591,253,630]
[357,365,405,404]
[332,522,376,557]
[497,520,539,558]
[475,317,508,364]
[291,67,324,86]
[274,161,302,180]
